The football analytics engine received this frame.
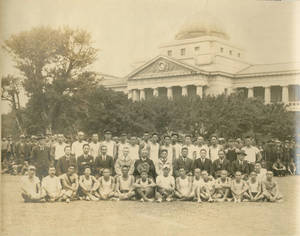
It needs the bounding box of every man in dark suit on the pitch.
[192,148,212,175]
[134,148,156,180]
[77,144,94,176]
[56,145,77,176]
[30,135,53,180]
[231,149,250,177]
[173,146,193,177]
[94,145,114,176]
[212,149,231,178]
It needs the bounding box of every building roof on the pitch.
[175,11,229,41]
[237,62,300,75]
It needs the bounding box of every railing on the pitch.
[286,101,300,112]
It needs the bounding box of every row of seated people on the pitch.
[21,162,283,204]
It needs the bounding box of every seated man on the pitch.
[230,171,249,203]
[114,146,134,176]
[272,158,286,176]
[262,171,283,202]
[254,162,267,182]
[20,165,43,202]
[287,158,296,176]
[192,168,203,203]
[98,168,116,200]
[213,170,231,202]
[41,167,62,202]
[246,171,263,202]
[156,165,175,202]
[231,150,250,179]
[79,167,99,201]
[61,165,79,203]
[175,168,193,201]
[134,171,156,202]
[199,170,215,202]
[114,165,135,200]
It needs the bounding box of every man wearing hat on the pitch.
[71,131,88,160]
[101,130,116,160]
[231,149,250,178]
[20,165,43,202]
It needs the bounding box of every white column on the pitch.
[153,88,158,97]
[282,85,289,104]
[248,87,254,98]
[132,89,138,102]
[196,85,203,98]
[128,90,133,100]
[265,86,271,104]
[140,89,145,100]
[167,87,173,99]
[182,86,188,96]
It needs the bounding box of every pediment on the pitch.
[128,56,200,80]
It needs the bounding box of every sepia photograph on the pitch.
[1,0,300,235]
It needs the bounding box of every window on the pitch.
[220,47,224,53]
[167,50,172,57]
[180,48,186,56]
[229,50,232,55]
[194,46,200,52]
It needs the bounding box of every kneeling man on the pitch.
[115,165,135,200]
[21,165,43,202]
[79,167,99,201]
[175,168,193,201]
[61,165,79,203]
[98,168,116,200]
[134,171,156,202]
[156,165,175,202]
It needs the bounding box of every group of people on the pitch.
[2,130,296,203]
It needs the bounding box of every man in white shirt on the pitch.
[21,166,43,202]
[156,165,175,202]
[89,134,101,161]
[195,136,209,159]
[242,137,262,171]
[149,133,160,164]
[117,133,129,159]
[128,136,140,161]
[71,131,88,159]
[171,133,182,160]
[209,135,222,162]
[101,130,116,159]
[184,135,197,160]
[42,167,62,202]
[160,135,175,164]
[52,134,66,164]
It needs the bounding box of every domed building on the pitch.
[101,12,300,111]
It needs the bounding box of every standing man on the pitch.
[15,134,30,166]
[101,130,117,160]
[173,147,194,178]
[56,146,77,176]
[195,136,209,160]
[184,135,197,160]
[160,135,175,164]
[95,145,114,176]
[149,133,160,164]
[209,135,222,162]
[225,138,237,163]
[128,136,140,162]
[89,134,101,161]
[31,135,53,180]
[171,133,182,160]
[77,144,94,176]
[1,137,9,164]
[242,137,262,172]
[71,131,88,160]
[52,134,67,166]
[117,133,129,159]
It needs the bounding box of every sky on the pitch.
[1,0,300,111]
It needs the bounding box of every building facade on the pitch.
[101,12,300,111]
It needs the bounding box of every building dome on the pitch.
[175,12,229,40]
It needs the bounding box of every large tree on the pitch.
[3,26,98,134]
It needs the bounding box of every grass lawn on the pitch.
[1,175,299,236]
